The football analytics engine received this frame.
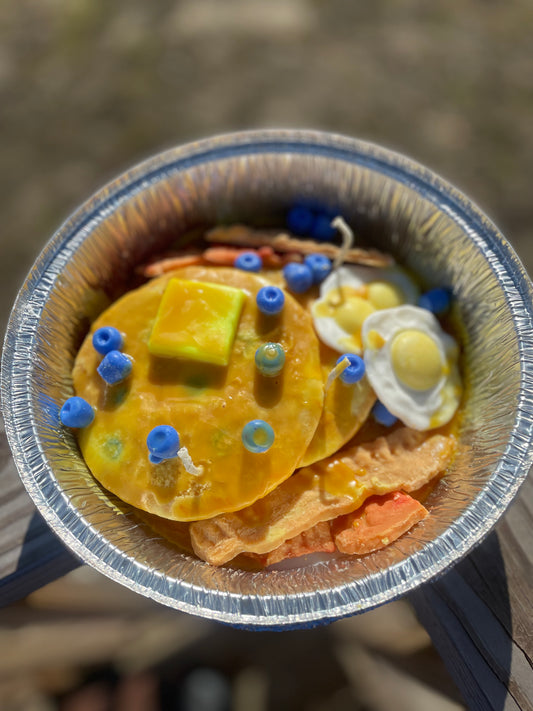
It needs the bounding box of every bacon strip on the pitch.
[246,490,428,567]
[203,245,287,268]
[245,521,336,567]
[206,225,393,267]
[332,491,428,555]
[141,244,292,277]
[142,253,205,277]
[190,427,455,565]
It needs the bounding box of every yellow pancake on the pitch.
[73,266,324,521]
[298,341,376,467]
[264,271,376,466]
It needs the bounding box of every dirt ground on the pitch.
[1,1,532,709]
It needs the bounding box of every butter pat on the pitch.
[149,279,246,365]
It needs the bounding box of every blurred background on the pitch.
[1,1,532,709]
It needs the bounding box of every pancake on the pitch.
[264,271,376,466]
[73,266,324,521]
[298,340,376,467]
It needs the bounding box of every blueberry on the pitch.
[234,252,262,272]
[60,396,94,428]
[92,326,123,355]
[256,286,285,315]
[336,354,365,385]
[418,287,452,315]
[242,419,275,453]
[304,253,332,284]
[372,401,398,427]
[255,343,285,377]
[311,213,336,241]
[286,205,314,235]
[97,350,132,385]
[147,425,180,463]
[283,262,313,293]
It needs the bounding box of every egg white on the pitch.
[362,305,461,430]
[311,265,420,354]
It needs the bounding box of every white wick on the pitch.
[331,216,355,270]
[328,216,355,305]
[177,446,204,476]
[324,356,350,396]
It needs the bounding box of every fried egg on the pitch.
[362,305,461,430]
[311,265,419,354]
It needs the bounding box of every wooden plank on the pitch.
[410,473,533,711]
[0,416,79,606]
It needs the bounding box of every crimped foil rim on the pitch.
[3,129,533,628]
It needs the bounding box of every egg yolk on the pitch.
[390,329,443,391]
[316,289,376,335]
[367,281,404,310]
[335,297,375,334]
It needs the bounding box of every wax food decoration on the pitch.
[190,427,456,565]
[298,344,376,468]
[311,213,336,241]
[286,205,314,235]
[148,278,246,366]
[372,401,398,427]
[206,224,393,267]
[69,221,462,567]
[362,305,461,430]
[92,326,123,355]
[147,425,180,464]
[283,262,313,293]
[234,251,262,272]
[256,285,285,315]
[73,266,324,522]
[250,491,428,566]
[60,396,94,428]
[312,264,420,354]
[418,287,452,315]
[241,419,275,453]
[255,343,285,377]
[304,253,332,284]
[285,205,335,240]
[247,521,336,567]
[332,491,428,555]
[97,350,132,385]
[336,353,365,385]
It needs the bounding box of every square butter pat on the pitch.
[148,279,246,366]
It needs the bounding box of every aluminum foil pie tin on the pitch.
[3,130,533,629]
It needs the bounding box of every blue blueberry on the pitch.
[97,350,132,385]
[286,205,314,235]
[336,354,365,385]
[234,252,262,272]
[147,425,180,463]
[283,262,313,293]
[242,419,275,453]
[60,396,94,428]
[418,287,452,315]
[92,326,123,355]
[256,286,285,315]
[304,253,332,284]
[255,343,286,377]
[372,401,398,427]
[311,213,336,241]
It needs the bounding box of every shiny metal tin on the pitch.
[3,130,533,629]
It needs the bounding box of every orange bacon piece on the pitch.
[332,491,428,555]
[190,428,455,565]
[245,521,336,567]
